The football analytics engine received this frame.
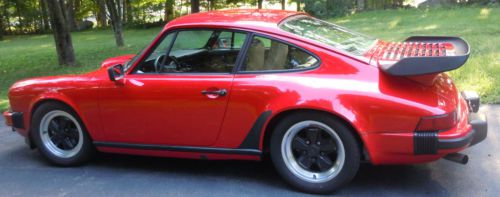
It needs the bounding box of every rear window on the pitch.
[279,15,376,57]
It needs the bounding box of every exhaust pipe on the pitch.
[443,153,468,165]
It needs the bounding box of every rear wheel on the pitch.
[31,102,94,166]
[270,112,360,194]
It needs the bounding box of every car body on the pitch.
[3,9,488,193]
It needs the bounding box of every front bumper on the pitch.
[2,111,24,129]
[3,111,13,127]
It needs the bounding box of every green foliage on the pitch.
[304,0,354,17]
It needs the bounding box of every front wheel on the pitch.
[31,102,94,166]
[270,112,360,194]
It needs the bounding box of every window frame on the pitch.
[235,32,322,74]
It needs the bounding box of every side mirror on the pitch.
[107,64,125,82]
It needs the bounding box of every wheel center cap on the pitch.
[309,145,321,156]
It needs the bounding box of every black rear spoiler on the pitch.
[378,36,470,76]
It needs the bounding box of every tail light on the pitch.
[415,111,458,132]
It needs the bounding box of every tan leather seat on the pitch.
[245,39,265,71]
[265,41,288,70]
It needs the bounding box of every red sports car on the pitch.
[3,9,487,193]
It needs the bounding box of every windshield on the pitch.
[279,15,376,57]
[124,48,145,71]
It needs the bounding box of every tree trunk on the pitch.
[74,0,82,24]
[65,0,77,31]
[0,12,4,40]
[40,0,51,32]
[257,0,263,9]
[164,0,174,21]
[105,0,125,47]
[95,0,107,27]
[191,0,200,13]
[15,1,24,34]
[281,0,285,10]
[45,0,77,66]
[356,0,365,11]
[3,3,11,34]
[125,0,133,23]
[122,0,127,22]
[296,1,300,11]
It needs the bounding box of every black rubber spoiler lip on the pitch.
[379,36,470,76]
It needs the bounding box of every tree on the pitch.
[0,12,3,40]
[94,0,107,27]
[65,0,78,31]
[105,0,125,47]
[281,0,285,10]
[40,0,51,31]
[191,0,200,13]
[257,0,263,8]
[164,0,174,21]
[45,0,77,66]
[124,0,133,23]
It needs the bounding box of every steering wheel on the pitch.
[169,56,182,71]
[154,54,166,73]
[154,54,183,72]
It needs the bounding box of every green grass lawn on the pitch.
[0,7,499,111]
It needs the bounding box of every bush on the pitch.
[304,0,354,18]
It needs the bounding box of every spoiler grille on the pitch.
[373,42,452,61]
[367,36,470,76]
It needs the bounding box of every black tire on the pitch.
[31,102,94,166]
[270,112,360,194]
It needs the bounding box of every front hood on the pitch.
[100,54,135,68]
[9,74,90,92]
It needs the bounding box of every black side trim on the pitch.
[238,110,272,149]
[94,142,262,156]
[414,131,438,155]
[12,112,24,129]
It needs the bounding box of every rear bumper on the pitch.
[438,112,487,149]
[413,112,487,154]
[365,91,488,165]
[414,91,487,154]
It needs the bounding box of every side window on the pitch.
[170,30,213,51]
[242,35,319,72]
[212,31,246,49]
[135,33,175,73]
[134,30,248,74]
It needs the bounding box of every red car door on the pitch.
[99,74,232,146]
[98,29,247,146]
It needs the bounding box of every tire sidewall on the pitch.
[270,112,360,194]
[31,102,94,166]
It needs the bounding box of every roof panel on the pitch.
[166,9,303,29]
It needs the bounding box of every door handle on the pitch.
[201,89,227,96]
